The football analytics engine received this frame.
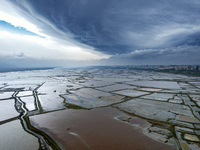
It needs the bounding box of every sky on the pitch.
[0,0,200,68]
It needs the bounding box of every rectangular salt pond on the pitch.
[0,92,14,99]
[139,88,162,92]
[141,93,175,101]
[62,88,124,108]
[112,89,149,97]
[0,120,39,150]
[114,98,193,122]
[17,91,33,97]
[78,80,113,88]
[96,84,135,92]
[127,81,181,89]
[20,96,36,111]
[0,99,19,122]
[38,94,66,112]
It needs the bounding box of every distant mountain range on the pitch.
[0,65,55,72]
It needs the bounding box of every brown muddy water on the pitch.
[30,107,177,150]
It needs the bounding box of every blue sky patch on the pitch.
[0,20,44,38]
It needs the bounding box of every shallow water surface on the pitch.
[0,68,200,150]
[30,107,177,150]
[128,81,181,89]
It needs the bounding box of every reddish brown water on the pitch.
[30,107,177,150]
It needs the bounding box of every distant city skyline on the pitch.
[0,0,200,68]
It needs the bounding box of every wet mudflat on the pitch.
[0,68,200,150]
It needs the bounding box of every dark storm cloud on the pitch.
[102,45,200,65]
[8,0,200,57]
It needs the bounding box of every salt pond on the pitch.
[0,67,200,149]
[127,81,181,89]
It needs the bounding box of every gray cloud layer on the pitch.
[6,0,200,65]
[101,45,200,65]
